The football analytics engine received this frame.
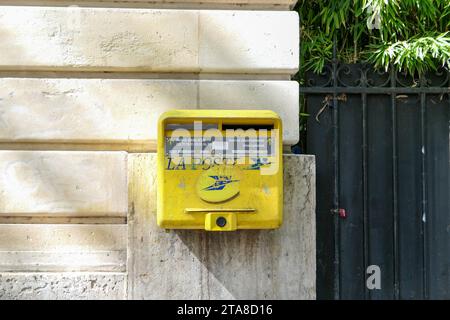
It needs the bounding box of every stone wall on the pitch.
[0,0,316,299]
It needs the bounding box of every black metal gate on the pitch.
[303,62,450,299]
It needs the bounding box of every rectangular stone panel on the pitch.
[0,7,299,74]
[0,224,127,272]
[0,151,128,217]
[0,79,299,147]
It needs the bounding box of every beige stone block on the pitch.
[0,78,299,147]
[0,7,298,73]
[127,153,315,299]
[0,224,127,251]
[0,78,196,145]
[0,224,126,271]
[0,151,128,216]
[0,7,198,72]
[199,11,299,73]
[0,273,126,300]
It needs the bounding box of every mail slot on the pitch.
[157,110,283,231]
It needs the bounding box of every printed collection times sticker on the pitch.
[165,136,274,157]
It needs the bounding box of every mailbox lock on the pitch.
[216,216,227,228]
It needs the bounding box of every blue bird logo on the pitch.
[203,176,239,191]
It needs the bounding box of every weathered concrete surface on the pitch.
[0,79,299,147]
[0,273,126,300]
[0,151,128,217]
[0,7,299,74]
[128,153,315,299]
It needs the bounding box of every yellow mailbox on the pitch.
[157,110,283,231]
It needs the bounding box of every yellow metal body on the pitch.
[157,110,283,231]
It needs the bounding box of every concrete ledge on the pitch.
[127,153,316,299]
[0,273,126,299]
[0,7,299,74]
[0,79,299,147]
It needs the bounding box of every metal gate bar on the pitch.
[331,38,341,300]
[390,67,400,300]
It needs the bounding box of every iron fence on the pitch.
[303,59,450,299]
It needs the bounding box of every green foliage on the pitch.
[366,32,450,75]
[297,0,450,76]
